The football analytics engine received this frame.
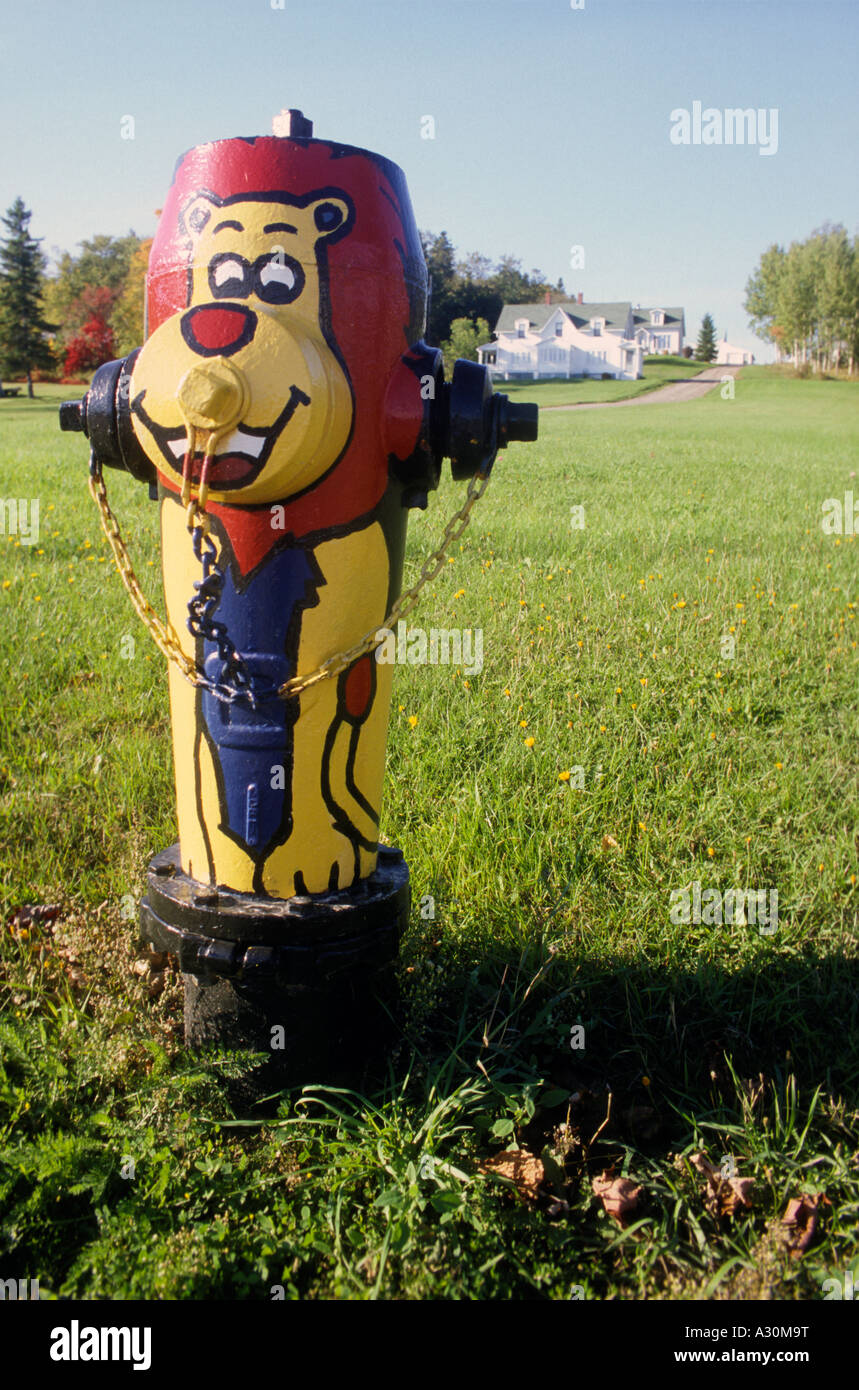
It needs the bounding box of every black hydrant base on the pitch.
[138,843,408,1070]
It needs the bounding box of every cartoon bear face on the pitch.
[130,188,355,506]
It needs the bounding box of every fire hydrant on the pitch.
[60,110,538,1071]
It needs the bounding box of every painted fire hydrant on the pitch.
[60,110,538,1069]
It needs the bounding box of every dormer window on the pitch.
[515,318,528,338]
[591,318,603,336]
[650,310,664,326]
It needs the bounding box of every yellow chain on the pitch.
[89,467,198,682]
[89,462,491,701]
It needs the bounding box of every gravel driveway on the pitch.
[542,364,741,411]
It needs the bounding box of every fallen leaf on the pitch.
[480,1150,544,1202]
[688,1150,755,1217]
[782,1193,828,1257]
[601,835,621,852]
[724,1177,755,1215]
[592,1168,641,1224]
[6,903,62,933]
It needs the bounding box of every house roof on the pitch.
[632,307,685,329]
[496,301,633,334]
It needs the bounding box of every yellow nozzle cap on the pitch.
[177,358,249,433]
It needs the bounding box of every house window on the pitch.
[555,321,563,336]
[650,310,664,326]
[592,321,601,336]
[515,318,528,339]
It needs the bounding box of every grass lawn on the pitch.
[496,355,711,407]
[0,369,857,1300]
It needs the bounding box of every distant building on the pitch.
[478,296,644,381]
[715,336,754,365]
[632,306,685,356]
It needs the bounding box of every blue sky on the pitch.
[1,0,856,358]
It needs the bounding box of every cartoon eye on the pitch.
[254,252,305,305]
[208,254,252,299]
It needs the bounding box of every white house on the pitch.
[478,298,644,381]
[715,336,754,365]
[632,306,685,355]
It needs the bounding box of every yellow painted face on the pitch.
[130,191,355,505]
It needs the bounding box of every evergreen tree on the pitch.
[0,198,54,396]
[695,312,717,362]
[420,231,557,347]
[420,230,458,346]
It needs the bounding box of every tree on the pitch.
[695,313,717,362]
[441,316,490,377]
[744,243,786,351]
[111,237,152,355]
[745,227,859,372]
[63,286,116,377]
[420,231,559,349]
[421,230,458,346]
[0,198,55,396]
[43,232,141,354]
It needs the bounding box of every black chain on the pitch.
[186,522,272,708]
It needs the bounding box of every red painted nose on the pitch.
[181,304,257,358]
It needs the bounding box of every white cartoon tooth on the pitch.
[221,428,265,458]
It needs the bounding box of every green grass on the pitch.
[495,355,710,406]
[0,370,857,1300]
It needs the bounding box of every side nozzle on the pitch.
[58,351,155,486]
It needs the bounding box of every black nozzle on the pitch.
[497,397,539,445]
[443,360,540,480]
[57,350,155,486]
[59,398,87,433]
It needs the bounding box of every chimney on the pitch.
[577,291,583,305]
[544,290,552,305]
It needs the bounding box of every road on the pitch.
[542,364,741,411]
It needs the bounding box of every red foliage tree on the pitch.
[63,294,115,378]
